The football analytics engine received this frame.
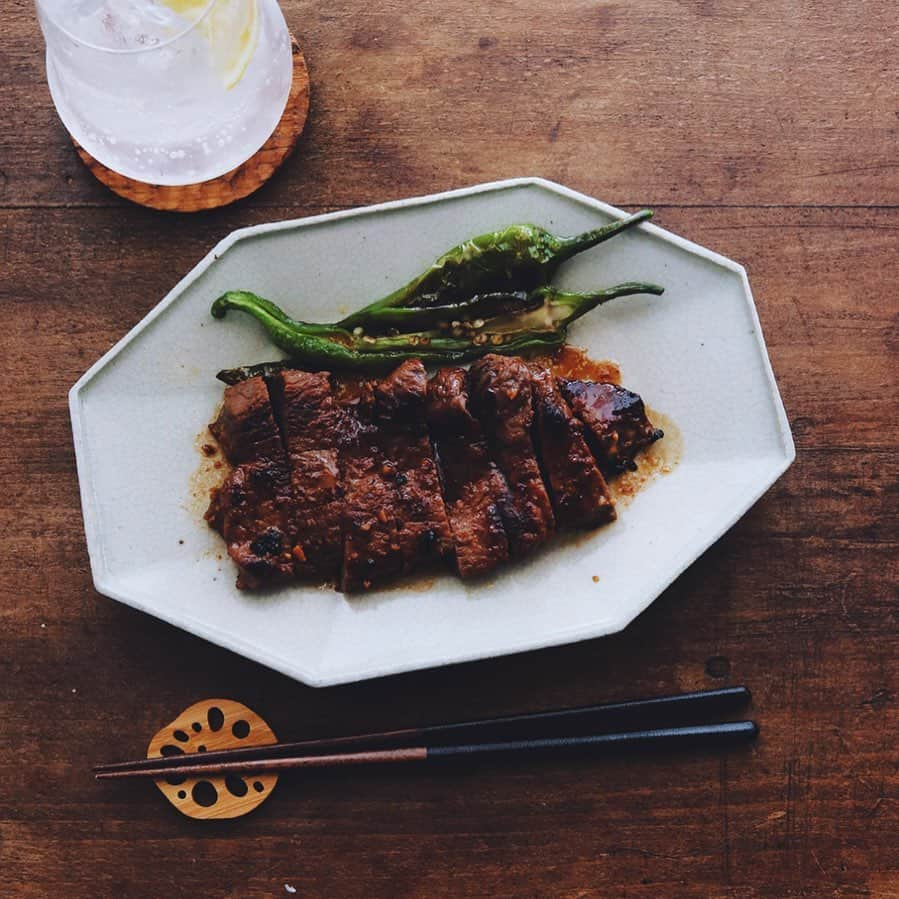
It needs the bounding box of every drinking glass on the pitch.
[35,0,294,185]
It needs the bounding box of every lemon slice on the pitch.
[201,0,259,89]
[162,0,259,90]
[161,0,209,15]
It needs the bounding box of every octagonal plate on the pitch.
[69,178,794,686]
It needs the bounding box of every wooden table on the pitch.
[3,2,896,895]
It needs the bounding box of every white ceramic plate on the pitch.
[70,178,794,686]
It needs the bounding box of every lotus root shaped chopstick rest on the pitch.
[147,699,278,819]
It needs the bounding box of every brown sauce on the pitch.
[610,409,682,508]
[531,345,622,384]
[187,419,231,524]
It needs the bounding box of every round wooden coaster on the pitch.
[74,36,309,212]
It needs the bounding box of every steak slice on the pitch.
[469,354,554,557]
[427,367,511,578]
[530,367,616,528]
[558,380,664,476]
[268,370,344,580]
[375,360,454,573]
[209,376,284,465]
[338,383,408,592]
[205,460,296,589]
[205,376,297,589]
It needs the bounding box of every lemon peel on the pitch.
[161,0,258,89]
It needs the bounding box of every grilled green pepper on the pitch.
[349,290,545,334]
[336,209,653,329]
[212,281,663,381]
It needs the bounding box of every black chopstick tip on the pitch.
[729,719,758,743]
[717,685,751,705]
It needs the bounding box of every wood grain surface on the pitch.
[1,1,897,896]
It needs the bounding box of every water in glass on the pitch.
[36,0,293,185]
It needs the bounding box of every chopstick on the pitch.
[95,686,751,777]
[96,721,758,780]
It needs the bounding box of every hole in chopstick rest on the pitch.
[146,699,279,819]
[160,744,187,786]
[207,707,225,732]
[232,720,251,739]
[225,774,249,797]
[192,781,218,808]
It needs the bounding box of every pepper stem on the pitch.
[553,209,653,264]
[547,282,664,327]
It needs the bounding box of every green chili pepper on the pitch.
[336,209,653,329]
[211,281,663,381]
[215,329,569,384]
[352,291,544,334]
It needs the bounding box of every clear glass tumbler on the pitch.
[35,0,294,185]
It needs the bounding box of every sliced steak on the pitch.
[469,354,554,557]
[427,368,511,578]
[558,380,664,476]
[205,460,296,589]
[338,383,405,592]
[375,360,454,572]
[268,370,344,580]
[209,376,284,465]
[206,376,297,589]
[530,367,616,528]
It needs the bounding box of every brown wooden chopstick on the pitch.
[95,721,758,780]
[94,686,751,776]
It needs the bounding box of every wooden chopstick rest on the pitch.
[146,699,278,820]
